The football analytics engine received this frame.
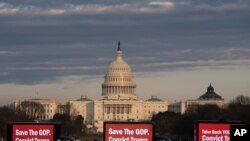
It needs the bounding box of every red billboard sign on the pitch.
[7,122,60,141]
[13,124,54,141]
[104,122,154,141]
[195,121,245,141]
[198,123,230,141]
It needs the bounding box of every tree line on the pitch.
[0,107,86,139]
[151,95,250,140]
[0,95,249,139]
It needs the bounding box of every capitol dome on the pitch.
[102,42,136,100]
[198,84,223,100]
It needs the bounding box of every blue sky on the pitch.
[0,0,250,105]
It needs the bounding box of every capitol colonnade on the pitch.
[102,86,136,97]
[103,104,132,114]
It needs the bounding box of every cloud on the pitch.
[0,2,33,14]
[195,3,250,12]
[0,66,105,72]
[127,56,159,62]
[0,8,19,14]
[0,0,249,85]
[59,3,174,15]
[0,72,9,75]
[0,3,19,14]
[148,1,174,7]
[159,48,250,60]
[47,9,66,15]
[0,1,175,15]
[0,51,13,55]
[135,59,250,71]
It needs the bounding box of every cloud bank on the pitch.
[0,0,249,84]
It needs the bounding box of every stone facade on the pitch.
[68,96,94,123]
[168,84,225,114]
[14,99,62,120]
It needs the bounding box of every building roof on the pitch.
[146,96,164,102]
[76,96,93,101]
[198,84,223,100]
[29,98,56,102]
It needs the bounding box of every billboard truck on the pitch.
[7,122,61,141]
[104,122,154,141]
[195,120,249,141]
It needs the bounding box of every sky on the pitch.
[0,0,250,106]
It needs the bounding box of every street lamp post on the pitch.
[102,97,105,122]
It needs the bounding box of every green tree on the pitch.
[186,104,222,120]
[152,111,181,136]
[52,113,73,135]
[51,113,86,136]
[74,115,86,135]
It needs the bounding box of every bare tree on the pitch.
[230,95,250,105]
[0,105,32,139]
[15,101,46,119]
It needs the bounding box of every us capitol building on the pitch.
[14,43,168,132]
[14,43,224,132]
